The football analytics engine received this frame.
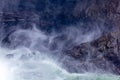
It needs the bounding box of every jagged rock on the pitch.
[63,33,120,74]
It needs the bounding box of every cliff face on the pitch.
[1,0,119,32]
[50,0,120,74]
[0,0,120,75]
[65,0,120,74]
[52,0,120,74]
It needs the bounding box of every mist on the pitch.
[0,0,120,80]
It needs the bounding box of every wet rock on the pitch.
[63,33,120,74]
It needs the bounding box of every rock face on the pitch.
[0,0,120,75]
[47,0,120,74]
[63,33,120,74]
[1,0,119,33]
[92,33,120,74]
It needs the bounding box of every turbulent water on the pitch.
[0,0,120,80]
[0,28,119,80]
[0,46,120,80]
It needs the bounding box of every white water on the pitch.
[0,28,119,80]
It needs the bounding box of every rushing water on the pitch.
[0,46,120,80]
[0,28,119,80]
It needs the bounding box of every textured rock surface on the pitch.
[63,33,120,74]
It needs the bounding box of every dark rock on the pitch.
[62,33,120,74]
